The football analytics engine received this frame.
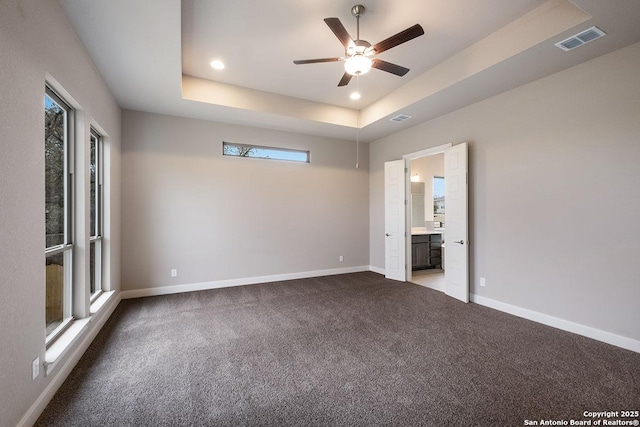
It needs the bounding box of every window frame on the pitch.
[45,86,75,345]
[89,129,103,301]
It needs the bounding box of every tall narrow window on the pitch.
[433,176,445,215]
[89,130,103,300]
[45,87,74,342]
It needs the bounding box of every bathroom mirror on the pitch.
[411,182,425,227]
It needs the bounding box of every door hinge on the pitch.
[466,172,468,184]
[405,167,408,173]
[404,199,407,205]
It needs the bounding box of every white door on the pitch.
[384,160,406,282]
[444,143,469,302]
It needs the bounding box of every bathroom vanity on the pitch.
[411,230,442,270]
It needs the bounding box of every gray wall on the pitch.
[0,1,121,425]
[121,111,369,291]
[370,41,640,341]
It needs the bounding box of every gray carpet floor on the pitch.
[35,272,640,426]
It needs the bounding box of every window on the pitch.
[89,130,103,300]
[433,176,445,214]
[45,87,74,342]
[223,142,310,163]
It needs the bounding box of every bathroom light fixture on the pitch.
[411,173,419,182]
[210,59,225,70]
[350,92,361,100]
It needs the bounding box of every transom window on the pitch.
[223,141,310,163]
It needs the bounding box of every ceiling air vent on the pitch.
[555,26,606,51]
[390,114,412,122]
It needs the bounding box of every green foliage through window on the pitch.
[45,94,66,247]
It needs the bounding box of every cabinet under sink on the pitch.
[411,233,442,270]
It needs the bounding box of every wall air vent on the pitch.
[555,26,606,51]
[390,114,412,122]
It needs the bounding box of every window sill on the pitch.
[90,290,114,314]
[44,290,116,376]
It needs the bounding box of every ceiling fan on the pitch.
[293,4,424,87]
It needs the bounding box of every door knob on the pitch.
[453,240,464,245]
[385,233,391,237]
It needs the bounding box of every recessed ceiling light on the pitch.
[350,92,361,100]
[210,60,225,70]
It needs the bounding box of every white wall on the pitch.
[370,41,640,343]
[121,111,369,291]
[0,1,121,425]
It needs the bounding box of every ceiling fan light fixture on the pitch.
[344,54,372,76]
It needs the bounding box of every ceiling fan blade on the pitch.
[372,59,410,76]
[293,58,341,65]
[338,72,353,87]
[324,17,354,49]
[371,24,424,55]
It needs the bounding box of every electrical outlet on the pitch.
[171,269,177,277]
[339,255,344,262]
[32,357,39,380]
[480,277,486,287]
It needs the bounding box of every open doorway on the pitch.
[408,152,445,290]
[384,142,468,302]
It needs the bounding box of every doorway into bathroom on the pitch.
[408,151,445,290]
[385,141,468,301]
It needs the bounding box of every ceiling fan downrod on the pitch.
[351,4,365,43]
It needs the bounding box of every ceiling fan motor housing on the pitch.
[347,40,372,56]
[351,4,365,18]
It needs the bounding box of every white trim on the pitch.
[471,293,640,354]
[120,266,370,299]
[402,142,452,161]
[44,318,91,374]
[90,290,115,315]
[17,292,121,427]
[369,265,385,275]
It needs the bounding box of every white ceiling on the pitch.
[181,0,545,109]
[59,0,640,142]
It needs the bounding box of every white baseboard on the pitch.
[17,293,121,427]
[120,265,371,299]
[369,265,385,275]
[471,293,640,354]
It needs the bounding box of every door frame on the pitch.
[403,143,452,283]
